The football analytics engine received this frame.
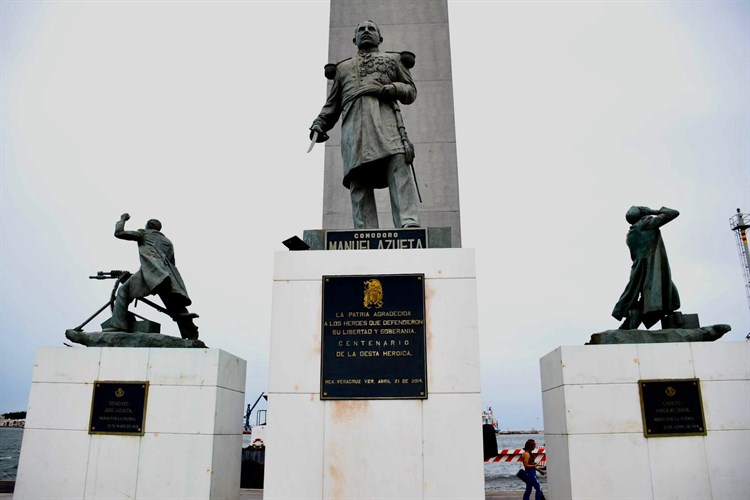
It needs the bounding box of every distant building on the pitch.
[0,418,25,428]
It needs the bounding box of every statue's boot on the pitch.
[619,310,642,330]
[175,312,199,340]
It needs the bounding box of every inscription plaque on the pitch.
[89,381,148,435]
[639,379,706,437]
[325,228,427,250]
[321,274,427,399]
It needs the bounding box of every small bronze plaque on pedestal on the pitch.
[89,381,148,435]
[321,274,427,399]
[639,379,706,437]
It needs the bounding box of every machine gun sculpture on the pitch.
[72,270,199,340]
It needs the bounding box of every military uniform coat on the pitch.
[312,48,417,189]
[612,209,680,328]
[115,220,191,307]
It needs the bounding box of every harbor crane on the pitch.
[244,392,267,432]
[729,209,750,339]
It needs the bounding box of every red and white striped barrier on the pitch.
[485,447,546,466]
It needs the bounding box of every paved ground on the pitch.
[238,490,528,499]
[0,488,528,499]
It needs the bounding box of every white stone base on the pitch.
[264,249,484,500]
[540,342,750,500]
[14,347,246,500]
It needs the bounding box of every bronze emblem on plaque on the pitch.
[363,279,384,309]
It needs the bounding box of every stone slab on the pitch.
[65,329,206,348]
[661,312,700,329]
[14,347,246,500]
[273,247,476,282]
[328,0,449,28]
[540,342,750,500]
[587,324,730,344]
[0,490,536,500]
[264,248,483,499]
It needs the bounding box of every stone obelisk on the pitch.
[321,0,462,248]
[264,2,483,498]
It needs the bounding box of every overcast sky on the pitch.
[1,0,748,430]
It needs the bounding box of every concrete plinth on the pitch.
[540,342,750,500]
[14,347,246,500]
[264,248,484,500]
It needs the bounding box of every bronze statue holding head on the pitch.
[612,206,681,330]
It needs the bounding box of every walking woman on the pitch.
[521,439,545,500]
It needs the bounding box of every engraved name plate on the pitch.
[639,379,706,437]
[89,381,148,436]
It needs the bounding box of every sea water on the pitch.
[0,428,23,480]
[484,433,547,491]
[0,427,544,492]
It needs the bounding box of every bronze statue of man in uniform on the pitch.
[106,213,198,339]
[309,20,420,229]
[612,206,681,330]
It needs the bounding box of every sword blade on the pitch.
[307,131,319,153]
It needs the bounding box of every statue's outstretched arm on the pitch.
[114,213,142,241]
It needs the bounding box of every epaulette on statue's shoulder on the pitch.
[387,51,416,69]
[323,57,352,80]
[323,51,416,80]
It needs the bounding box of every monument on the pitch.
[540,206,748,499]
[316,0,463,248]
[589,205,730,344]
[106,213,199,339]
[14,215,246,500]
[63,213,204,348]
[611,205,681,330]
[264,2,484,499]
[309,20,421,229]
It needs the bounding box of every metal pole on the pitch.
[730,209,750,339]
[74,300,114,331]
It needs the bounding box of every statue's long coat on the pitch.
[612,210,680,328]
[114,220,191,306]
[312,48,416,189]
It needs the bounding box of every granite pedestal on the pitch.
[264,248,484,500]
[541,342,750,500]
[14,347,246,500]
